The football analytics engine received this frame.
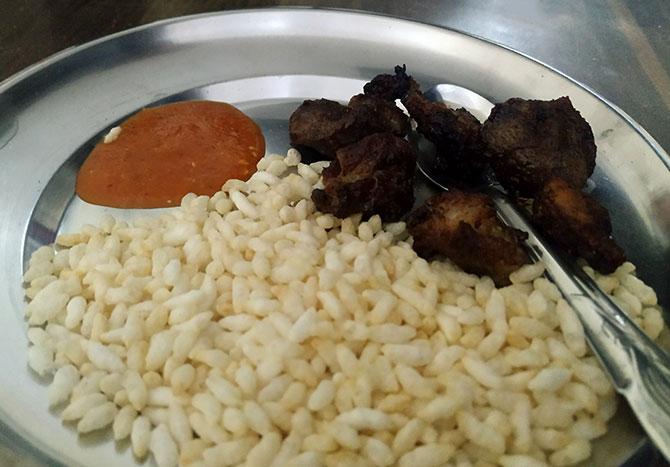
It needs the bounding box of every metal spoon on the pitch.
[417,83,670,462]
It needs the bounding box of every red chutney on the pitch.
[76,100,265,208]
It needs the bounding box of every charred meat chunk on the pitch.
[363,64,412,101]
[408,191,530,285]
[348,94,409,138]
[402,81,487,185]
[482,97,596,196]
[312,133,416,221]
[289,96,409,160]
[533,177,625,274]
[289,99,364,160]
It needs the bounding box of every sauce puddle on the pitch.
[76,100,265,208]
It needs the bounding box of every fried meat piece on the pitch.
[289,95,409,160]
[312,133,416,221]
[408,191,530,285]
[288,99,364,160]
[348,94,409,138]
[533,177,625,274]
[402,81,487,184]
[482,97,596,196]
[363,64,413,101]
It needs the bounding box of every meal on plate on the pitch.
[22,68,666,467]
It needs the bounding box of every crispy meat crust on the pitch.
[402,80,487,185]
[348,94,409,138]
[482,97,596,196]
[288,99,364,160]
[312,133,416,221]
[288,94,409,160]
[408,191,530,285]
[533,177,625,274]
[363,65,413,101]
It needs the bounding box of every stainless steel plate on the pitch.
[0,8,668,466]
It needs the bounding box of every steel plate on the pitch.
[0,8,668,466]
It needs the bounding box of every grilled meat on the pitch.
[533,177,625,274]
[289,94,409,160]
[402,80,487,185]
[482,96,596,196]
[348,93,409,138]
[288,99,364,160]
[363,64,413,101]
[312,133,416,221]
[408,191,530,285]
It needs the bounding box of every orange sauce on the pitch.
[76,100,265,208]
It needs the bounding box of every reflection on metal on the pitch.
[652,191,670,249]
[0,118,17,150]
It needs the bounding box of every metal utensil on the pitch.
[416,83,670,462]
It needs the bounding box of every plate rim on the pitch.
[1,7,666,466]
[2,6,669,171]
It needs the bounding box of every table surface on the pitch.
[1,1,669,466]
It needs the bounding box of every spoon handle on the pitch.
[491,192,670,460]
